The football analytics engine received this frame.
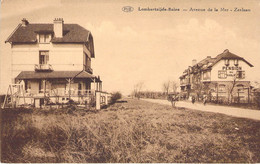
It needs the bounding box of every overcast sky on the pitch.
[1,0,260,95]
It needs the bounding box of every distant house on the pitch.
[179,49,253,103]
[5,18,102,105]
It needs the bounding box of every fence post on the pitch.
[96,91,101,110]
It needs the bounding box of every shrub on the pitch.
[0,94,5,103]
[253,92,260,109]
[110,92,122,104]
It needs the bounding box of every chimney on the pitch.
[21,18,29,27]
[53,18,64,38]
[192,59,197,66]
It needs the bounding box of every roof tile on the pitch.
[15,71,101,82]
[6,23,90,43]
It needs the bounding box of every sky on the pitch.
[1,0,260,95]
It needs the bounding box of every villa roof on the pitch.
[211,49,253,67]
[179,49,254,78]
[5,23,90,44]
[15,71,102,82]
[195,49,253,70]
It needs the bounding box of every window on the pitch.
[25,80,31,91]
[218,70,227,79]
[234,59,239,66]
[236,71,245,79]
[39,80,44,93]
[39,51,49,64]
[39,34,50,43]
[219,84,226,92]
[224,59,230,66]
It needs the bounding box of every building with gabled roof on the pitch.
[5,18,102,106]
[179,49,253,103]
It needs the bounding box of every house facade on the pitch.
[179,49,253,103]
[5,18,102,105]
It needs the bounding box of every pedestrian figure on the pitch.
[203,95,207,105]
[168,94,177,107]
[171,94,176,107]
[192,96,195,104]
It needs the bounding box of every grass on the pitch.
[1,98,260,163]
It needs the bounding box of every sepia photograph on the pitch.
[0,0,260,163]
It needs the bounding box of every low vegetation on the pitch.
[110,91,122,104]
[1,99,260,163]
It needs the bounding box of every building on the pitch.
[179,49,253,103]
[5,18,102,106]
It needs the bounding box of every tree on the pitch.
[192,78,210,101]
[162,80,171,96]
[162,80,179,96]
[227,74,239,104]
[171,81,179,94]
[133,82,144,99]
[193,82,203,100]
[252,81,260,109]
[162,80,179,107]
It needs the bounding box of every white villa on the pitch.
[179,49,254,103]
[5,18,102,106]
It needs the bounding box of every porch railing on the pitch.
[23,89,95,97]
[35,64,53,71]
[7,88,112,109]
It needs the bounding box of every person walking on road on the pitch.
[168,94,177,107]
[203,95,207,105]
[192,96,195,104]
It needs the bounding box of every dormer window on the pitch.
[234,59,239,66]
[39,34,51,43]
[224,59,230,66]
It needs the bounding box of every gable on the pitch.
[211,49,253,68]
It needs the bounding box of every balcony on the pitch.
[180,79,191,86]
[35,64,53,71]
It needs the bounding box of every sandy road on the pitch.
[142,98,260,121]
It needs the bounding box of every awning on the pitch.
[15,71,102,82]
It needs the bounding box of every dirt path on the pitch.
[143,98,260,121]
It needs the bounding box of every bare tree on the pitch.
[163,80,179,95]
[133,82,144,99]
[227,74,239,104]
[162,80,171,96]
[162,80,179,107]
[171,81,179,94]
